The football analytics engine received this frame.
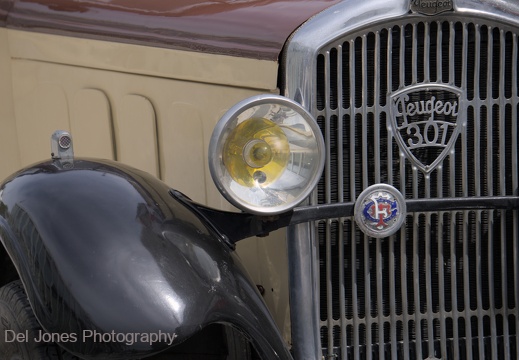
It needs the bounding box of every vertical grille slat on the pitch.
[513,32,519,360]
[462,211,473,359]
[437,210,448,358]
[315,18,519,359]
[374,33,382,185]
[412,213,423,358]
[437,22,443,83]
[450,212,460,359]
[476,210,485,359]
[499,29,512,360]
[388,236,398,360]
[425,212,434,358]
[374,30,386,360]
[460,21,474,360]
[363,234,372,360]
[336,43,348,359]
[361,35,369,191]
[349,41,357,202]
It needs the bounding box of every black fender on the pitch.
[0,158,292,360]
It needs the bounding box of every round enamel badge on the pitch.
[354,184,407,238]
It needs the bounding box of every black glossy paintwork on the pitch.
[0,159,292,360]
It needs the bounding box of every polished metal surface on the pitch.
[388,83,464,173]
[50,130,74,170]
[287,222,322,360]
[284,0,519,358]
[0,159,292,360]
[208,94,326,215]
[353,184,406,238]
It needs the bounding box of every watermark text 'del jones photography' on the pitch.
[4,329,177,346]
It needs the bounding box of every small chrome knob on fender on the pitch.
[51,130,74,168]
[51,130,74,160]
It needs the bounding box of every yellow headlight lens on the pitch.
[223,118,289,187]
[209,95,325,215]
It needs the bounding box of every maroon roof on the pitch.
[3,0,340,60]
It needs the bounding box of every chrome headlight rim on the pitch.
[209,94,325,215]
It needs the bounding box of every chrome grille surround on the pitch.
[284,1,519,359]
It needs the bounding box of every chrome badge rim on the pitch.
[354,184,407,238]
[388,83,464,173]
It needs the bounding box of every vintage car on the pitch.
[0,0,518,359]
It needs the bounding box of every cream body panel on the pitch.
[3,29,290,344]
[10,59,262,205]
[71,88,115,160]
[236,230,292,346]
[117,94,159,178]
[8,30,279,90]
[0,29,21,180]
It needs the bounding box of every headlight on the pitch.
[209,95,325,215]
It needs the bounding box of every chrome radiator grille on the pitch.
[315,19,519,359]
